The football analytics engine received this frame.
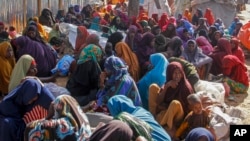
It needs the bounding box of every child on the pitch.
[174,94,211,140]
[8,26,17,39]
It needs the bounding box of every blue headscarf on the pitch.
[185,127,215,141]
[0,78,55,118]
[108,95,171,141]
[137,53,168,109]
[104,55,128,86]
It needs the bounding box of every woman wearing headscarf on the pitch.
[137,53,168,110]
[89,16,101,32]
[182,40,213,80]
[183,9,192,22]
[129,16,143,33]
[80,33,104,54]
[23,24,46,44]
[149,62,193,137]
[196,36,214,55]
[55,10,66,22]
[125,25,142,51]
[208,25,217,43]
[230,37,245,63]
[107,31,124,51]
[185,127,215,141]
[162,23,177,39]
[222,55,249,94]
[74,26,89,56]
[209,38,232,76]
[8,54,57,93]
[204,8,215,26]
[135,32,155,77]
[96,55,142,107]
[0,78,55,141]
[107,95,172,141]
[33,17,49,41]
[192,8,203,26]
[228,17,240,35]
[158,13,169,31]
[0,41,15,96]
[13,34,57,77]
[66,44,103,106]
[210,31,223,47]
[110,16,127,31]
[161,36,200,87]
[38,8,55,27]
[115,42,140,82]
[25,95,92,140]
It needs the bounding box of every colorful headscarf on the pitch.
[196,36,213,55]
[74,26,89,54]
[185,127,215,141]
[77,44,102,65]
[204,8,215,26]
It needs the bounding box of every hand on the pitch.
[167,80,179,89]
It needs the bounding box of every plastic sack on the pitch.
[194,80,225,104]
[51,54,74,76]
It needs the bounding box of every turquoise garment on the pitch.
[137,53,168,109]
[108,95,171,141]
[89,17,101,32]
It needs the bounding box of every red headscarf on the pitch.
[74,26,89,54]
[158,13,169,30]
[231,37,245,64]
[209,38,232,75]
[163,61,194,115]
[204,8,215,26]
[152,13,159,23]
[222,55,249,86]
[107,4,112,13]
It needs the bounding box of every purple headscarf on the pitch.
[14,36,57,77]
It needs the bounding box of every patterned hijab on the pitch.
[77,44,102,65]
[104,55,128,85]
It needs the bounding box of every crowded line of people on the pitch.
[0,1,249,141]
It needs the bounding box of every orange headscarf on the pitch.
[0,41,15,94]
[115,42,140,82]
[204,8,215,26]
[74,26,89,54]
[33,17,49,41]
[183,9,192,22]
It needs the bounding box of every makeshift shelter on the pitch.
[141,0,171,18]
[175,0,237,28]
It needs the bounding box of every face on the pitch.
[214,33,221,40]
[27,30,36,39]
[116,17,121,24]
[5,46,14,58]
[26,63,38,76]
[191,103,203,114]
[172,68,182,83]
[230,41,236,49]
[187,42,195,52]
[150,38,155,47]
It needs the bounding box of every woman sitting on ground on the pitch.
[0,78,55,140]
[96,55,142,108]
[107,95,171,141]
[137,53,168,110]
[24,95,92,141]
[66,44,103,106]
[222,55,249,94]
[149,61,193,137]
[115,42,140,82]
[182,39,213,80]
[0,41,15,96]
[8,54,57,92]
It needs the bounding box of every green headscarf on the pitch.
[77,44,103,65]
[8,54,35,92]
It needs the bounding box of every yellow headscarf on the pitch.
[0,41,15,94]
[8,54,34,92]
